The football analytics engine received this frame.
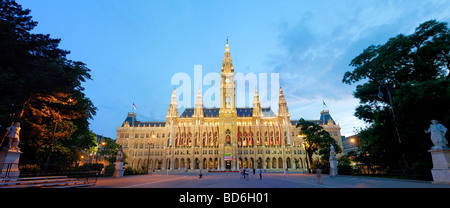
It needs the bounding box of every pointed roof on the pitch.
[221,38,234,73]
[320,110,336,125]
[279,87,286,104]
[195,88,203,107]
[253,87,260,107]
[170,88,178,107]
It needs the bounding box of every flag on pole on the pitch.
[197,125,200,146]
[238,125,241,147]
[177,123,181,146]
[258,117,262,146]
[187,124,190,146]
[323,100,327,108]
[249,125,253,146]
[272,122,276,146]
[169,121,173,146]
[216,126,219,146]
[278,122,282,146]
[243,126,247,146]
[133,102,137,110]
[183,123,186,146]
[266,122,270,146]
[211,126,214,146]
[205,125,208,146]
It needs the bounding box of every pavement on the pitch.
[90,172,450,188]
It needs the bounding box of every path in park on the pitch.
[90,172,450,188]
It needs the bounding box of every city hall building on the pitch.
[116,41,343,172]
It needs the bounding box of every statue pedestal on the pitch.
[428,148,450,184]
[113,161,123,178]
[0,149,23,179]
[329,157,338,177]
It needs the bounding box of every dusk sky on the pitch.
[18,0,450,139]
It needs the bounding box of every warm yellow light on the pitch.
[350,138,356,143]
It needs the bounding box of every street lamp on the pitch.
[147,142,151,175]
[378,84,402,144]
[378,84,409,173]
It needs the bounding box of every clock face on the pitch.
[225,78,230,84]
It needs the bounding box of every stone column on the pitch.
[428,148,450,184]
[0,149,22,179]
[329,157,338,177]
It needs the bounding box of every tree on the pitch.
[296,118,341,172]
[0,0,97,165]
[343,20,449,172]
[98,136,121,164]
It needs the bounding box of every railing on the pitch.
[0,163,13,179]
[5,163,102,184]
[337,167,432,181]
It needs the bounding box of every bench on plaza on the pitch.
[0,170,99,188]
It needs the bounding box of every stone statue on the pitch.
[425,120,448,150]
[113,145,124,178]
[5,122,20,151]
[329,144,338,177]
[116,145,123,162]
[329,144,336,159]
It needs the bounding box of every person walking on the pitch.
[199,171,202,179]
[245,167,249,181]
[253,168,255,175]
[240,168,243,179]
[259,168,262,180]
[316,169,323,184]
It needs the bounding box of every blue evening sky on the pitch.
[18,0,450,138]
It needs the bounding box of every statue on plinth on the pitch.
[329,144,338,177]
[329,144,336,159]
[0,122,22,178]
[113,145,124,178]
[116,145,123,162]
[425,120,448,150]
[4,122,21,151]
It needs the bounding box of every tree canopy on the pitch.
[296,118,341,172]
[0,0,97,165]
[343,20,450,171]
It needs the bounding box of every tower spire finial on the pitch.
[226,36,229,44]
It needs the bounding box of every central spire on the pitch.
[221,38,234,73]
[220,37,236,110]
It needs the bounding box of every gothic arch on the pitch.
[175,158,179,169]
[180,158,185,169]
[278,157,283,169]
[286,157,291,169]
[195,158,200,169]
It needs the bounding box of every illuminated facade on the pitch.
[116,41,343,171]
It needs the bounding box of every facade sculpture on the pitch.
[5,122,21,151]
[425,120,448,149]
[330,144,336,159]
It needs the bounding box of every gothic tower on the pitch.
[219,38,238,170]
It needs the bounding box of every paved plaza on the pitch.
[90,172,450,188]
